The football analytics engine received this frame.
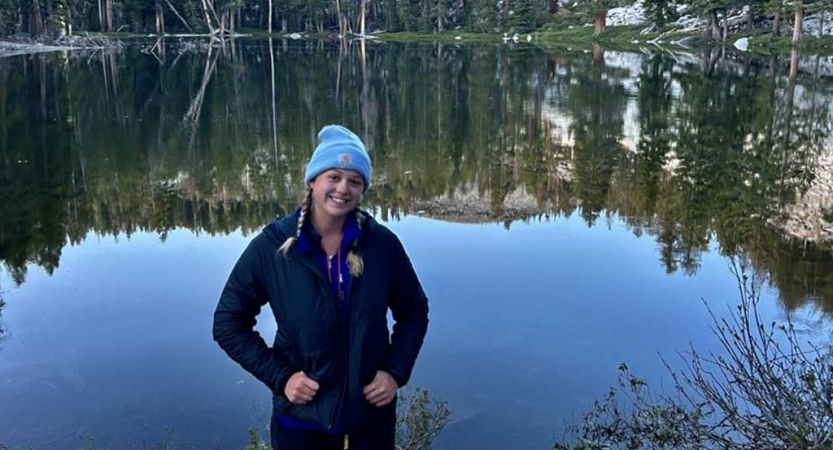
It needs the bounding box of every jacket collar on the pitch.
[296,209,362,255]
[265,207,374,254]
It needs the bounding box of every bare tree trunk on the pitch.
[594,10,606,35]
[335,0,343,35]
[502,0,509,22]
[705,12,713,37]
[793,0,803,46]
[549,0,558,14]
[200,0,215,33]
[820,8,825,37]
[437,8,442,32]
[779,47,799,202]
[106,0,113,32]
[710,9,720,40]
[230,7,235,34]
[269,38,279,166]
[156,2,165,34]
[592,43,605,66]
[436,43,442,160]
[36,55,46,120]
[747,6,754,30]
[205,0,221,29]
[97,0,103,31]
[772,8,781,37]
[164,0,191,31]
[360,0,366,35]
[268,0,272,33]
[31,0,44,35]
[722,9,728,41]
[45,0,54,35]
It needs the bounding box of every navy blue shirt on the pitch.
[278,209,362,433]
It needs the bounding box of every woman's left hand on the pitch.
[362,370,398,407]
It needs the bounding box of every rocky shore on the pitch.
[411,186,545,224]
[769,150,833,245]
[0,34,123,58]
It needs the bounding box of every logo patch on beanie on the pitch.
[338,153,352,164]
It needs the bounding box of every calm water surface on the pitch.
[1,39,832,449]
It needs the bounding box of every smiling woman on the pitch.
[213,125,430,450]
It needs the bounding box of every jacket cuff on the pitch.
[273,369,293,396]
[385,368,408,388]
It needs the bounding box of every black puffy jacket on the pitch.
[213,210,429,430]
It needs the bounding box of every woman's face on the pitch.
[307,169,364,221]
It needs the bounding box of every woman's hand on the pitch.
[284,371,320,405]
[363,370,398,407]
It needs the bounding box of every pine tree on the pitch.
[0,0,20,34]
[468,0,496,31]
[387,0,403,30]
[511,0,536,31]
[644,0,678,27]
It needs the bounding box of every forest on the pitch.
[0,0,827,45]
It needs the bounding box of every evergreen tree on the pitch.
[0,0,20,34]
[644,0,678,27]
[511,0,536,31]
[387,0,403,30]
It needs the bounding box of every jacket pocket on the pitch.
[304,348,339,389]
[357,317,390,387]
[274,335,302,369]
[272,393,295,416]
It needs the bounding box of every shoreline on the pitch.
[4,26,833,58]
[0,34,124,58]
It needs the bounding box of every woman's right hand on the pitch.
[284,371,320,405]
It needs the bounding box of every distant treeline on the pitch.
[0,0,827,45]
[1,0,556,37]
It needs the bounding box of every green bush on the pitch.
[556,258,833,449]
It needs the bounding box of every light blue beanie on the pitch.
[303,125,372,192]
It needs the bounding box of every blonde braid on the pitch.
[278,188,313,255]
[346,207,364,277]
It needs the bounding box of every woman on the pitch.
[213,125,429,450]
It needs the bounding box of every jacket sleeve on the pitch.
[384,235,430,388]
[213,238,296,396]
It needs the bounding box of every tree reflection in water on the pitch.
[1,42,832,314]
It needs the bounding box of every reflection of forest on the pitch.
[2,41,833,313]
[0,279,5,340]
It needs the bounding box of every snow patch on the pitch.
[798,14,833,37]
[733,37,750,51]
[607,0,646,26]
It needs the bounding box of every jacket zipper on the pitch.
[295,251,345,430]
[328,271,354,430]
[290,218,367,430]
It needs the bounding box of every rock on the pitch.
[288,33,302,40]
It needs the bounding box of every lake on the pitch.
[1,38,832,450]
